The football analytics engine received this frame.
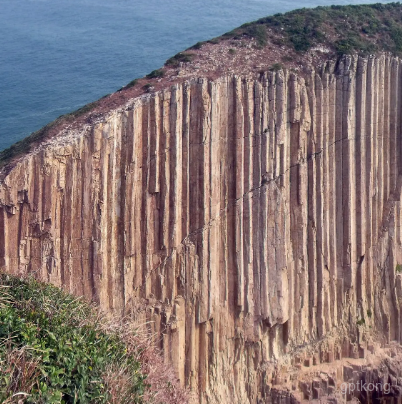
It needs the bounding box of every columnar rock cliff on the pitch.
[2,53,402,402]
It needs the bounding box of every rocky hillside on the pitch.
[2,3,402,403]
[3,3,402,171]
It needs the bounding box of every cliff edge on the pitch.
[2,4,402,403]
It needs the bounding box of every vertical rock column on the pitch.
[1,54,402,403]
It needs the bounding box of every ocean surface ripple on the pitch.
[0,0,393,151]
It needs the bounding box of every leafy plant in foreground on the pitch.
[0,275,146,404]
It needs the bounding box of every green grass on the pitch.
[0,275,146,404]
[244,24,268,47]
[270,63,283,72]
[189,42,204,50]
[165,52,195,67]
[146,69,165,79]
[221,2,402,55]
[207,38,220,45]
[118,79,139,92]
[0,123,57,167]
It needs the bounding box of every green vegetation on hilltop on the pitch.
[0,275,146,404]
[222,2,402,54]
[4,3,402,169]
[0,122,59,168]
[146,69,165,79]
[165,52,195,67]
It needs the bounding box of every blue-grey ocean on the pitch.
[0,0,393,151]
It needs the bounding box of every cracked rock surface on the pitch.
[1,54,402,403]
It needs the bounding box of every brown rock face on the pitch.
[1,54,402,402]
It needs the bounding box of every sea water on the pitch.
[0,0,393,151]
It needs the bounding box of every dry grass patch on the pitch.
[0,274,193,404]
